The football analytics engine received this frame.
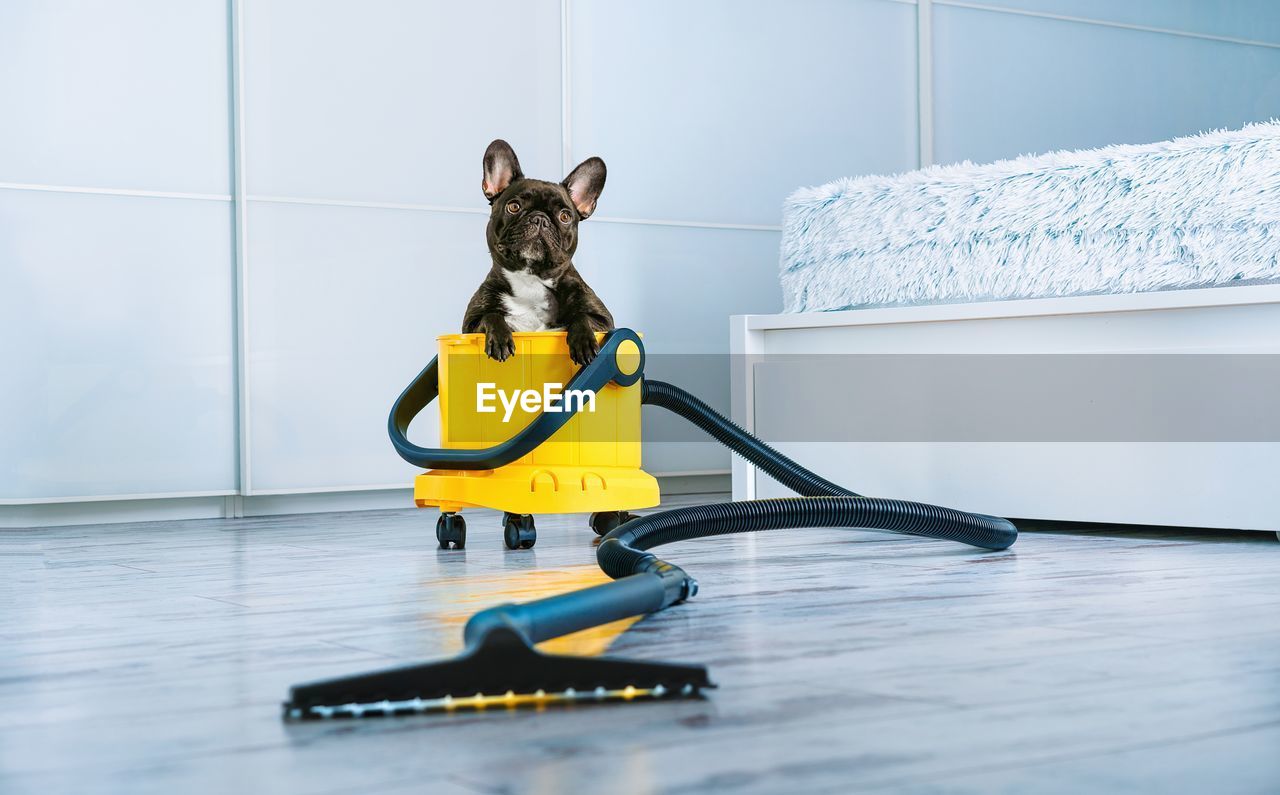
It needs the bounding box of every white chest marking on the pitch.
[502,269,560,332]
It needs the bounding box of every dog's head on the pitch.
[481,139,606,279]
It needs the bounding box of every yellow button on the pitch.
[616,339,641,376]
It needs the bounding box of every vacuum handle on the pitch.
[387,328,645,470]
[463,574,667,647]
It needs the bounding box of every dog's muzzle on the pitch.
[508,216,563,256]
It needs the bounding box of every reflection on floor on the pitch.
[3,493,1279,794]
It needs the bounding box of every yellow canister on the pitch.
[413,332,660,516]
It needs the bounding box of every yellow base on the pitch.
[414,464,660,515]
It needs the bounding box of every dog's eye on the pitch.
[506,201,520,214]
[557,208,574,224]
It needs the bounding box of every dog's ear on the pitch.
[482,139,523,202]
[562,157,606,218]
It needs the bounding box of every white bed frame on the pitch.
[731,284,1280,534]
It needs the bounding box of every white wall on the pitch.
[4,0,1280,514]
[1,0,236,504]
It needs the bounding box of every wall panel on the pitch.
[943,0,1280,44]
[242,0,562,207]
[569,0,919,226]
[933,5,1280,165]
[0,191,236,499]
[0,0,230,194]
[243,200,484,491]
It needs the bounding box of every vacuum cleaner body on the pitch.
[392,330,660,548]
[415,331,658,516]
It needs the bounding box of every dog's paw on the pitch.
[568,328,599,366]
[485,329,515,362]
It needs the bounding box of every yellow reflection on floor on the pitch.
[430,567,643,657]
[536,615,642,656]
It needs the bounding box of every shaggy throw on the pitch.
[780,121,1280,312]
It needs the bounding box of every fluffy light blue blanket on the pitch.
[781,121,1280,312]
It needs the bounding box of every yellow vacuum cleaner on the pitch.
[285,328,1018,719]
[402,330,659,549]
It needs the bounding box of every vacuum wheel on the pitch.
[435,512,466,549]
[589,510,638,536]
[502,512,536,550]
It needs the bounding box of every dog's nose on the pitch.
[530,213,551,230]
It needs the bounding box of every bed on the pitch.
[733,124,1280,533]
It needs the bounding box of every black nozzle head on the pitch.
[282,625,713,721]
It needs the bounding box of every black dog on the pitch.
[463,139,614,365]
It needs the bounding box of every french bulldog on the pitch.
[463,139,614,365]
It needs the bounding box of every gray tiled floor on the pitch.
[2,495,1278,794]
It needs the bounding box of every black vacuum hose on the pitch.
[597,379,1018,596]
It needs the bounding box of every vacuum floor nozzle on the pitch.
[283,624,713,721]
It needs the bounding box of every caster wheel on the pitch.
[502,512,536,549]
[435,513,466,549]
[589,510,637,536]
